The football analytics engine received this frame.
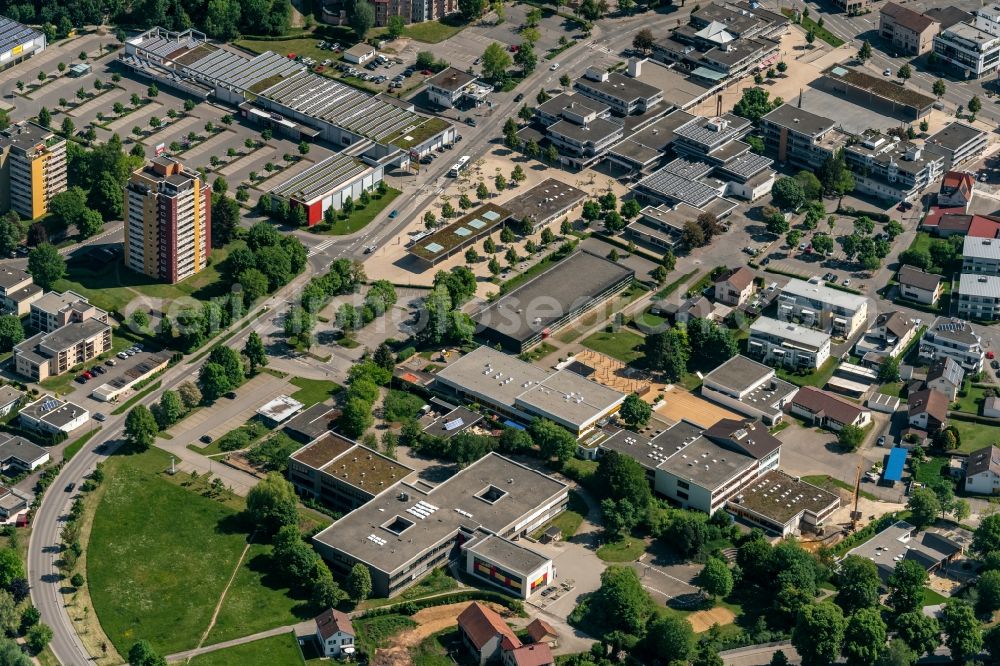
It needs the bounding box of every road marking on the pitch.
[307,238,338,256]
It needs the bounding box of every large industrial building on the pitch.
[120,28,454,161]
[0,17,45,72]
[312,452,568,599]
[125,157,211,284]
[473,251,634,353]
[0,121,67,220]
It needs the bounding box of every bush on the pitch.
[383,390,426,422]
[396,346,416,362]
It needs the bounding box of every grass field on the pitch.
[234,36,330,62]
[205,543,313,645]
[373,18,467,42]
[53,244,233,314]
[363,568,457,609]
[63,427,101,462]
[87,448,304,656]
[921,587,949,607]
[519,341,557,362]
[289,377,340,407]
[596,536,646,562]
[954,386,996,415]
[310,187,401,235]
[582,329,645,365]
[914,455,950,485]
[953,420,1000,453]
[802,474,877,501]
[531,490,588,539]
[776,357,838,388]
[189,632,304,666]
[355,614,417,656]
[410,628,461,666]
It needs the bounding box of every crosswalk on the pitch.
[307,238,338,257]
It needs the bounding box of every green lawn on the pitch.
[310,188,401,235]
[954,386,997,415]
[633,309,668,331]
[582,329,645,365]
[205,543,313,645]
[596,536,646,562]
[289,377,340,407]
[53,244,234,314]
[914,455,950,485]
[776,357,838,388]
[519,341,557,362]
[63,427,101,462]
[234,36,331,62]
[802,475,877,501]
[363,568,458,609]
[375,18,467,42]
[880,382,905,398]
[531,489,588,539]
[87,448,303,655]
[952,420,1000,453]
[921,587,949,607]
[189,632,304,666]
[410,628,463,666]
[780,9,845,46]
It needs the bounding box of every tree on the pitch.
[36,106,51,129]
[619,394,651,428]
[244,332,267,374]
[838,424,865,451]
[888,559,928,615]
[769,652,790,666]
[482,42,512,82]
[0,316,23,353]
[665,513,709,560]
[646,612,694,661]
[969,95,983,119]
[978,569,1000,615]
[246,473,297,536]
[592,566,654,634]
[878,355,900,383]
[772,177,806,210]
[696,557,733,600]
[765,211,789,236]
[858,40,872,62]
[155,390,183,429]
[682,219,706,247]
[514,42,537,74]
[350,0,375,39]
[806,30,816,46]
[906,487,940,530]
[77,208,104,238]
[792,603,846,666]
[0,550,22,592]
[633,28,654,52]
[125,405,158,452]
[26,623,53,655]
[27,244,65,290]
[128,640,167,666]
[940,599,982,662]
[340,397,374,438]
[178,383,202,410]
[458,0,486,20]
[528,418,577,463]
[933,79,946,99]
[198,363,232,402]
[91,172,125,221]
[387,14,405,38]
[895,611,940,657]
[643,329,689,382]
[897,64,911,81]
[733,87,779,124]
[346,563,372,602]
[842,607,886,666]
[836,556,880,614]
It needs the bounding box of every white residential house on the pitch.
[897,265,944,306]
[343,43,376,64]
[853,311,917,362]
[925,357,965,401]
[919,316,985,373]
[965,445,1000,495]
[777,278,868,338]
[748,317,831,370]
[314,608,355,658]
[789,387,873,432]
[714,266,756,306]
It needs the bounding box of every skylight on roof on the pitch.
[425,242,444,253]
[455,227,472,237]
[482,210,501,221]
[382,515,414,535]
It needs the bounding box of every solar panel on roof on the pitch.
[444,418,465,431]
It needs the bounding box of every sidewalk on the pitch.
[165,621,315,662]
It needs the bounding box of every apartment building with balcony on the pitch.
[13,318,112,382]
[748,317,832,370]
[776,278,869,339]
[0,267,41,316]
[962,236,1000,275]
[919,316,985,372]
[758,104,849,170]
[29,290,108,334]
[925,122,988,170]
[933,14,1000,78]
[125,156,211,284]
[956,273,1000,321]
[371,0,456,25]
[844,134,944,202]
[0,121,67,220]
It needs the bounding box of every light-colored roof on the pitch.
[750,316,831,350]
[964,236,1000,261]
[959,273,1000,298]
[781,278,867,311]
[256,394,304,423]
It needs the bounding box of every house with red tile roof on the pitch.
[503,643,555,666]
[526,618,558,647]
[789,386,872,432]
[458,602,521,664]
[314,608,355,658]
[938,171,975,209]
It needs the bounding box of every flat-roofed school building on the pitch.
[312,452,568,598]
[473,250,634,353]
[432,346,626,436]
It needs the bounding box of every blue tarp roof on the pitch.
[503,420,525,430]
[884,447,908,482]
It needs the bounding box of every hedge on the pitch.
[948,411,1000,428]
[836,206,892,223]
[360,589,522,618]
[830,511,901,557]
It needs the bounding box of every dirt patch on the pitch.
[372,601,512,666]
[655,386,741,429]
[687,606,736,633]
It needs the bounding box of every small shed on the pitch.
[540,526,562,543]
[867,392,901,414]
[69,63,91,77]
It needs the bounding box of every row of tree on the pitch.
[642,317,739,382]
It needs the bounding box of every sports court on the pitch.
[655,386,741,429]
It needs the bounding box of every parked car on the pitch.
[465,117,477,126]
[877,435,886,447]
[883,68,892,76]
[75,376,87,384]
[92,366,105,375]
[225,391,238,400]
[364,245,375,254]
[200,435,213,444]
[94,413,106,422]
[117,352,128,359]
[105,359,116,366]
[989,351,996,360]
